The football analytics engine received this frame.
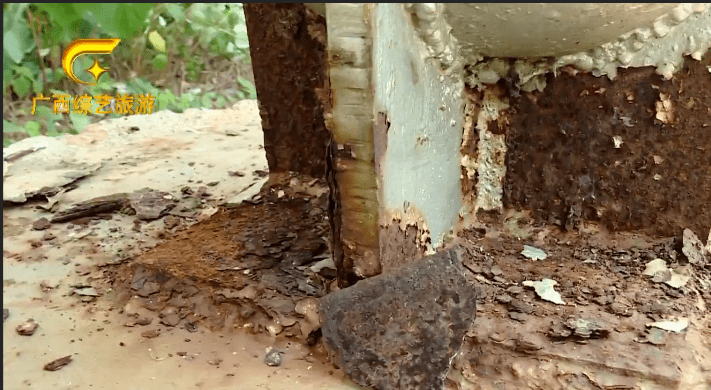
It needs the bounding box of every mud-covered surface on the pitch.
[2,102,357,390]
[105,196,711,389]
[243,3,330,176]
[448,213,711,390]
[378,222,427,274]
[460,86,481,202]
[504,53,711,239]
[108,175,335,342]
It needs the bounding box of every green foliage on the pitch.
[3,3,255,147]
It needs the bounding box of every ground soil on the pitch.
[107,189,711,390]
[4,97,710,390]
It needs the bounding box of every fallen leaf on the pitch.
[521,245,547,261]
[646,318,689,333]
[523,279,565,305]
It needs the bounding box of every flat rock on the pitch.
[129,189,176,220]
[319,248,477,390]
[682,228,708,265]
[44,355,72,371]
[32,218,51,231]
[51,193,129,223]
[160,313,181,327]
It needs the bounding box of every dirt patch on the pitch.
[108,176,334,342]
[449,215,711,389]
[378,222,427,273]
[504,53,711,239]
[94,180,711,389]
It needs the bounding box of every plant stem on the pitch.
[26,8,48,93]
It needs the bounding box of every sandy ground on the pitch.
[3,101,360,390]
[4,99,711,390]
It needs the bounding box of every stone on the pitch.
[508,299,534,314]
[141,329,161,338]
[32,217,51,231]
[16,319,39,336]
[128,189,176,220]
[74,287,100,297]
[44,355,72,371]
[682,228,708,265]
[135,317,153,326]
[264,347,282,366]
[509,312,529,322]
[319,248,477,390]
[136,281,161,297]
[160,314,181,327]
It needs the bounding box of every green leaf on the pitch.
[237,78,256,99]
[4,3,29,29]
[114,4,154,40]
[233,23,250,49]
[32,77,43,94]
[3,69,12,94]
[53,68,65,83]
[201,93,212,107]
[13,65,34,80]
[157,90,176,110]
[3,26,33,64]
[35,3,81,26]
[11,77,31,98]
[35,3,81,43]
[69,113,92,133]
[148,31,166,52]
[46,118,58,135]
[35,105,64,122]
[152,53,168,70]
[216,96,226,108]
[3,120,26,133]
[165,4,184,20]
[46,128,62,137]
[25,121,41,137]
[74,3,119,36]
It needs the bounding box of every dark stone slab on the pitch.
[319,248,477,390]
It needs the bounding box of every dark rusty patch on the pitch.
[504,53,711,239]
[107,178,334,339]
[461,87,481,199]
[379,221,427,274]
[320,248,477,390]
[244,4,329,176]
[327,135,356,288]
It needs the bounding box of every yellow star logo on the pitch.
[86,58,108,85]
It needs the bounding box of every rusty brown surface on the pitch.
[243,3,329,176]
[461,87,481,201]
[379,222,427,273]
[504,54,711,239]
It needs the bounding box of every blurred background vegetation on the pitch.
[3,3,255,147]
